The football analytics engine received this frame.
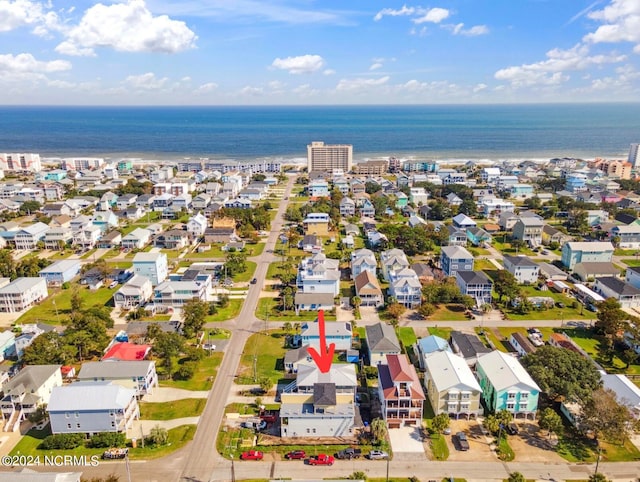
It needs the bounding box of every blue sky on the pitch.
[0,0,639,104]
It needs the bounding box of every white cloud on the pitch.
[293,83,320,96]
[271,54,325,74]
[369,62,383,71]
[323,69,336,76]
[583,0,640,51]
[0,53,71,75]
[194,82,218,94]
[0,0,57,33]
[55,0,197,57]
[336,76,390,91]
[473,83,488,93]
[373,5,415,21]
[409,26,428,37]
[240,86,264,96]
[449,23,490,36]
[123,72,169,90]
[412,7,450,24]
[494,43,625,87]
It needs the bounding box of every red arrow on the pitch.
[306,310,335,373]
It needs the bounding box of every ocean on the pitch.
[0,104,638,162]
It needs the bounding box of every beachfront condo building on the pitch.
[307,141,353,172]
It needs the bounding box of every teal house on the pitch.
[395,192,408,209]
[475,351,540,419]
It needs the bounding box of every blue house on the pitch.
[0,331,15,362]
[300,311,353,352]
[466,227,492,247]
[452,213,477,229]
[39,260,82,287]
[565,174,587,193]
[440,245,474,277]
[43,170,68,182]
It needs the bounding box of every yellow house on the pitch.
[303,213,330,236]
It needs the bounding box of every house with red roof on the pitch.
[377,354,425,429]
[103,342,151,361]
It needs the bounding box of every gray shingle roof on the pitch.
[313,383,337,406]
[365,322,401,353]
[77,361,154,380]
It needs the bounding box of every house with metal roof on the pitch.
[300,312,352,352]
[416,336,452,369]
[365,322,401,366]
[561,241,614,270]
[77,360,158,396]
[48,381,139,435]
[573,262,620,282]
[475,350,540,419]
[601,373,640,419]
[377,354,425,428]
[39,260,81,286]
[423,350,482,419]
[14,222,49,250]
[0,277,48,313]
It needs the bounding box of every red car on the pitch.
[285,450,306,460]
[240,450,264,461]
[308,454,334,466]
[260,414,277,423]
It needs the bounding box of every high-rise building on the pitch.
[307,141,353,172]
[0,153,42,172]
[628,143,639,167]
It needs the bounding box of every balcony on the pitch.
[386,400,422,409]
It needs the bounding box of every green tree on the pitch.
[620,348,638,368]
[22,332,71,365]
[385,303,406,326]
[522,345,602,402]
[595,298,628,339]
[493,270,519,303]
[507,472,525,482]
[19,200,42,215]
[224,252,248,277]
[483,414,500,434]
[370,418,387,445]
[70,286,84,313]
[258,377,272,393]
[581,388,635,444]
[147,425,169,446]
[0,249,16,279]
[538,407,563,438]
[431,413,450,434]
[458,198,477,217]
[182,298,209,338]
[417,302,436,318]
[153,332,185,374]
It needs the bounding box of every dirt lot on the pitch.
[445,418,496,462]
[506,420,565,463]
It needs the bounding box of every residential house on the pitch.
[300,313,352,352]
[456,270,493,306]
[512,217,544,248]
[480,197,515,216]
[91,210,119,233]
[297,253,340,296]
[1,365,62,429]
[380,248,410,281]
[509,332,537,357]
[339,197,356,217]
[503,255,540,284]
[42,203,73,218]
[96,230,122,249]
[342,235,355,249]
[561,242,614,269]
[43,227,73,250]
[377,354,425,428]
[601,373,640,419]
[14,222,49,250]
[73,225,102,250]
[395,192,409,209]
[12,324,50,359]
[440,246,474,277]
[113,275,153,309]
[0,330,15,362]
[77,361,158,396]
[409,187,430,205]
[481,167,501,183]
[446,192,463,206]
[475,350,540,419]
[351,248,377,279]
[121,228,152,250]
[499,212,520,231]
[99,192,118,210]
[155,229,190,250]
[115,194,137,210]
[121,205,145,222]
[542,224,571,246]
[39,260,81,286]
[300,234,322,253]
[412,263,443,284]
[586,209,609,226]
[416,336,452,369]
[626,266,640,290]
[0,278,48,313]
[510,184,535,199]
[205,217,236,244]
[354,271,384,308]
[366,322,401,365]
[389,271,422,308]
[610,224,640,249]
[187,212,208,237]
[283,346,314,374]
[344,224,359,237]
[103,342,151,361]
[192,193,211,210]
[573,262,620,282]
[593,277,640,308]
[293,292,335,315]
[359,199,375,217]
[309,180,330,198]
[49,215,72,229]
[423,350,482,419]
[367,230,388,248]
[446,225,468,247]
[452,213,476,229]
[132,252,168,286]
[466,227,492,247]
[450,331,491,367]
[153,280,207,307]
[48,381,139,435]
[279,363,357,437]
[303,213,330,236]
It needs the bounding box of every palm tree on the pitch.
[370,418,387,445]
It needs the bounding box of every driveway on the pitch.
[358,306,382,325]
[388,426,427,460]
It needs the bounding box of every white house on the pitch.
[132,252,168,286]
[351,248,377,279]
[121,228,152,250]
[113,275,153,309]
[187,212,208,237]
[503,255,540,284]
[296,252,340,296]
[0,277,48,313]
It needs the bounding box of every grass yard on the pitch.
[160,353,223,391]
[468,247,492,256]
[10,425,196,461]
[475,258,500,271]
[502,285,596,321]
[429,433,449,460]
[255,297,336,322]
[234,261,257,283]
[16,285,115,325]
[428,326,453,340]
[140,398,206,420]
[206,298,243,322]
[497,436,515,461]
[562,327,640,375]
[236,330,288,385]
[621,258,640,267]
[106,261,133,269]
[614,249,640,256]
[397,327,417,347]
[429,304,470,322]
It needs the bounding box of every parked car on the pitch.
[108,280,118,289]
[335,448,362,460]
[308,454,334,465]
[256,420,267,431]
[454,432,470,451]
[241,421,255,429]
[368,450,389,460]
[555,301,565,308]
[506,423,519,435]
[285,450,306,460]
[240,450,264,461]
[250,278,257,284]
[260,413,277,423]
[443,428,452,435]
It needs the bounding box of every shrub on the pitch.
[39,433,85,450]
[61,282,70,290]
[174,361,197,380]
[87,432,126,448]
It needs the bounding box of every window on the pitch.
[312,428,316,434]
[461,392,470,400]
[507,392,516,399]
[67,423,71,429]
[75,411,79,418]
[306,428,310,433]
[65,412,70,419]
[520,392,529,399]
[519,403,528,411]
[76,423,81,429]
[506,403,515,410]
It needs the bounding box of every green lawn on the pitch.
[236,330,288,385]
[140,398,206,420]
[621,258,640,267]
[255,297,336,322]
[10,425,196,461]
[206,298,243,322]
[397,327,417,347]
[497,436,515,461]
[475,258,500,271]
[562,327,640,375]
[429,304,470,321]
[429,433,449,460]
[502,285,596,321]
[234,261,257,283]
[106,261,133,269]
[615,249,640,256]
[17,285,115,325]
[160,353,223,391]
[428,327,453,340]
